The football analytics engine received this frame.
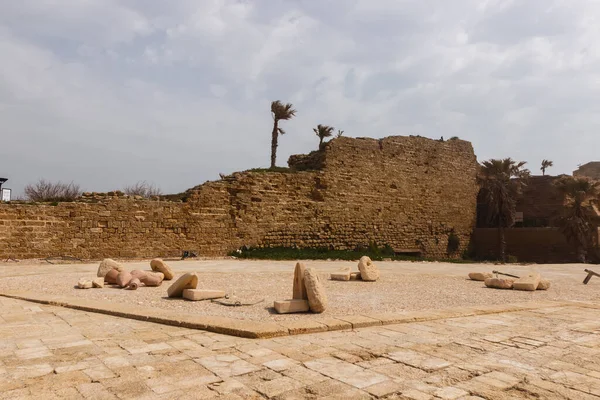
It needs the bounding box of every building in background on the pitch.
[0,178,11,202]
[574,162,600,180]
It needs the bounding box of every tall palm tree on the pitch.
[541,159,554,176]
[336,129,344,138]
[478,158,530,262]
[313,124,335,149]
[555,176,599,263]
[270,101,297,168]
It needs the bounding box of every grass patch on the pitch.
[229,246,475,263]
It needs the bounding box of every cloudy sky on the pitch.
[1,0,599,196]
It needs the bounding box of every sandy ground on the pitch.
[0,258,598,322]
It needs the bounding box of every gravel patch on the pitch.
[1,261,598,322]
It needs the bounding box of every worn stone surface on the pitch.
[513,273,542,291]
[77,279,92,289]
[0,296,599,399]
[273,299,310,314]
[350,272,361,281]
[91,278,104,288]
[104,269,118,284]
[469,272,493,281]
[116,271,132,288]
[96,259,122,277]
[358,256,380,281]
[150,259,174,280]
[537,279,551,290]
[292,262,308,300]
[167,273,199,298]
[303,268,327,313]
[0,136,478,260]
[330,267,351,281]
[484,278,514,289]
[183,289,226,301]
[127,278,141,290]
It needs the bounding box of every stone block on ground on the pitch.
[304,268,327,313]
[77,279,93,289]
[349,272,361,281]
[116,271,133,288]
[274,299,310,314]
[167,273,199,298]
[513,273,541,291]
[358,256,380,281]
[97,259,123,277]
[150,258,174,280]
[331,267,351,281]
[92,277,104,288]
[183,289,226,301]
[104,269,119,284]
[484,278,514,289]
[127,278,141,290]
[537,279,551,290]
[293,262,308,300]
[140,271,164,287]
[469,272,493,281]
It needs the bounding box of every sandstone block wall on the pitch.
[0,135,479,260]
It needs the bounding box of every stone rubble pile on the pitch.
[77,258,172,290]
[274,262,327,314]
[330,256,380,282]
[468,271,551,291]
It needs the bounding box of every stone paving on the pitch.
[1,297,600,399]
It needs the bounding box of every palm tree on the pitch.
[336,129,344,138]
[555,176,599,263]
[541,159,554,176]
[478,158,530,262]
[270,100,297,168]
[313,124,334,150]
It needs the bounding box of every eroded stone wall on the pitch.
[0,135,479,259]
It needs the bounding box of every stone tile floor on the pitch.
[1,297,600,399]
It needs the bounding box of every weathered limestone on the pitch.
[358,256,380,282]
[116,271,133,288]
[537,279,551,290]
[303,268,327,313]
[104,269,119,284]
[293,262,308,300]
[484,278,514,289]
[183,289,226,301]
[331,267,351,281]
[469,272,493,281]
[513,273,542,291]
[97,259,123,277]
[127,278,141,290]
[274,299,310,314]
[77,278,93,289]
[130,270,146,280]
[150,259,174,280]
[92,277,104,288]
[139,271,164,287]
[167,273,199,298]
[349,272,361,281]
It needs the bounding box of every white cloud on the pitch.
[1,0,600,195]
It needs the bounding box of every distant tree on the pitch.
[336,129,344,138]
[555,176,599,263]
[313,124,335,150]
[478,158,530,262]
[24,179,81,202]
[541,159,554,176]
[123,181,162,198]
[270,100,297,168]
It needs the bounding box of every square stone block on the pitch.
[183,289,226,301]
[274,299,310,314]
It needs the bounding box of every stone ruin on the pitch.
[330,256,380,282]
[468,271,550,291]
[274,262,328,314]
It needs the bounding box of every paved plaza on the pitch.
[1,294,600,399]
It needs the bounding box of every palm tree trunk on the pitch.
[498,226,506,263]
[319,137,323,150]
[270,121,278,169]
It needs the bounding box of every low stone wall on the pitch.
[472,227,577,263]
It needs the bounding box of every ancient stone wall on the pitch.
[574,162,600,180]
[0,135,479,260]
